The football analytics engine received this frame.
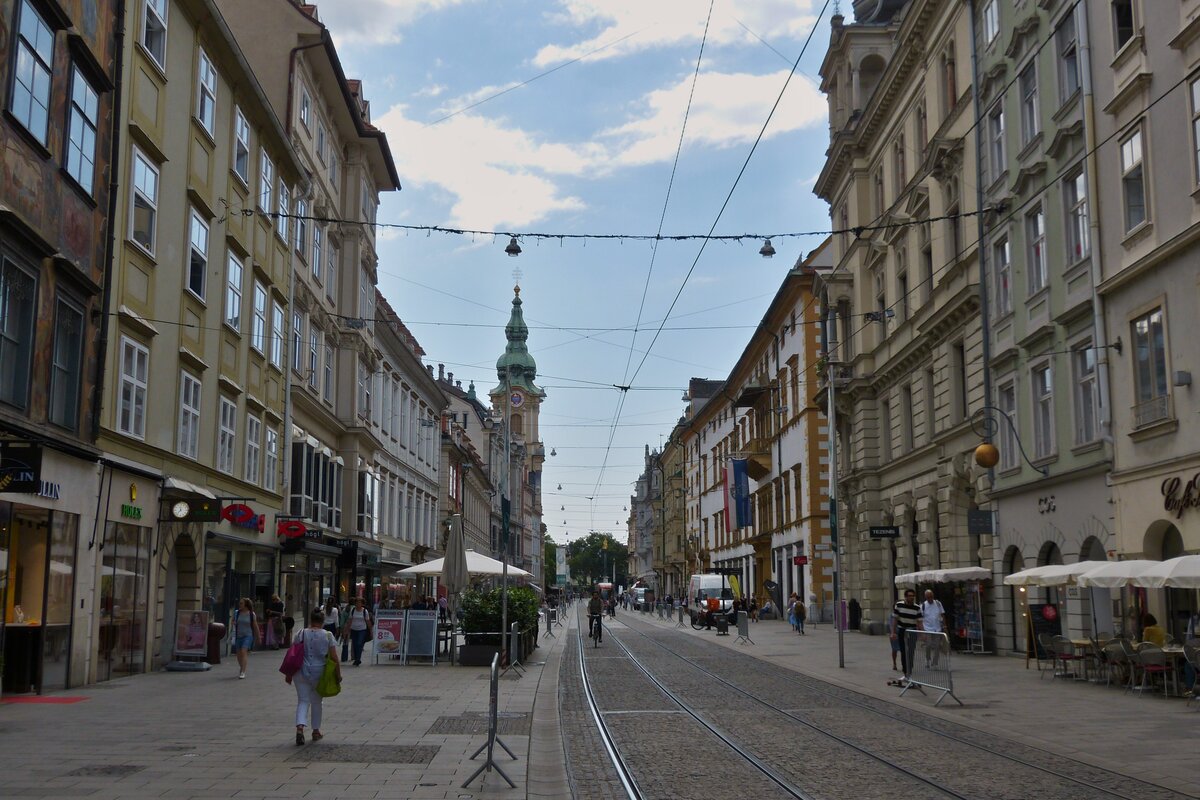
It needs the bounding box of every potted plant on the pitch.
[457,586,540,666]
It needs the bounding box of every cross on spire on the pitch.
[512,265,523,289]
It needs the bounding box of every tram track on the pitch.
[615,612,1191,800]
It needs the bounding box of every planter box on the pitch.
[457,644,501,666]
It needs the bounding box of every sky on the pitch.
[318,0,835,544]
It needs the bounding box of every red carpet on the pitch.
[1,696,88,704]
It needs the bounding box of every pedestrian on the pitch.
[891,589,922,684]
[438,594,449,622]
[848,597,862,631]
[343,597,372,666]
[286,607,341,746]
[787,592,799,632]
[748,596,759,622]
[283,594,296,645]
[322,598,339,640]
[920,589,946,668]
[888,610,901,670]
[795,598,807,635]
[232,597,260,679]
[265,594,285,649]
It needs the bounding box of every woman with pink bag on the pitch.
[281,608,341,745]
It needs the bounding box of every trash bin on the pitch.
[207,622,226,665]
[715,615,729,636]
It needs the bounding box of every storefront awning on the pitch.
[162,477,216,499]
[894,566,990,587]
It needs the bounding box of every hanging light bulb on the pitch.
[759,238,776,258]
[550,447,557,456]
[560,505,564,511]
[557,483,562,490]
[505,236,522,257]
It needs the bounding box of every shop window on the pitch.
[96,522,149,682]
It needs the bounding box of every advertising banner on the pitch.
[731,459,753,529]
[374,609,405,663]
[174,610,210,658]
[555,545,568,586]
[723,461,735,530]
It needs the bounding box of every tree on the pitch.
[544,535,558,590]
[567,532,628,588]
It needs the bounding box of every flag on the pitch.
[731,459,753,529]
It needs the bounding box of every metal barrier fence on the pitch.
[901,630,962,707]
[735,611,754,645]
[463,653,518,788]
[676,606,686,628]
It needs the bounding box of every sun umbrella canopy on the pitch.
[441,516,470,602]
[1003,561,1107,586]
[1130,555,1200,589]
[894,566,991,587]
[396,549,532,578]
[1075,559,1158,588]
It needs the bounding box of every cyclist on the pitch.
[588,591,604,643]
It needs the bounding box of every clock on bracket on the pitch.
[171,501,191,520]
[510,391,524,408]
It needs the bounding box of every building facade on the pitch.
[0,0,120,693]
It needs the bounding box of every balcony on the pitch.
[1132,394,1172,430]
[743,437,772,480]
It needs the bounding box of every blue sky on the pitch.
[319,0,834,544]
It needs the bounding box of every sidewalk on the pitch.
[627,609,1200,798]
[0,617,574,800]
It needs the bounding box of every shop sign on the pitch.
[1162,472,1200,520]
[793,555,809,565]
[0,442,42,494]
[277,519,307,538]
[121,503,143,520]
[869,526,900,538]
[35,480,61,500]
[221,503,265,532]
[334,538,355,549]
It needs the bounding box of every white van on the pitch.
[687,574,733,622]
[632,587,647,610]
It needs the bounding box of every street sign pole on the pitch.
[828,315,844,669]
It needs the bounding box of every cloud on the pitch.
[534,0,818,66]
[415,83,448,98]
[315,0,472,45]
[601,70,827,167]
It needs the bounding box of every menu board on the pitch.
[174,610,209,658]
[404,610,438,665]
[1026,603,1062,661]
[374,610,405,663]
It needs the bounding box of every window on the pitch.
[323,343,334,401]
[178,371,201,459]
[1064,169,1089,262]
[118,336,149,438]
[130,149,159,253]
[299,87,311,128]
[919,217,933,304]
[1019,63,1039,145]
[196,49,216,134]
[49,298,83,429]
[399,387,409,445]
[10,0,54,145]
[1026,206,1046,294]
[997,380,1018,470]
[245,414,262,485]
[270,300,284,369]
[1031,363,1054,459]
[317,123,326,162]
[1131,307,1169,426]
[0,258,37,410]
[982,0,998,45]
[945,180,962,259]
[295,198,308,259]
[326,246,337,302]
[880,398,893,461]
[187,209,208,298]
[233,107,250,182]
[924,368,936,442]
[291,311,303,372]
[218,397,237,474]
[941,45,957,115]
[312,226,323,281]
[1071,342,1098,445]
[141,0,167,68]
[264,428,279,492]
[359,266,372,325]
[358,359,370,418]
[308,329,319,389]
[225,254,243,331]
[1120,128,1147,231]
[873,166,884,217]
[993,236,1011,316]
[1192,79,1200,186]
[987,104,1005,183]
[259,150,274,212]
[893,135,906,189]
[896,250,909,322]
[66,68,100,194]
[915,99,928,160]
[276,182,289,240]
[390,381,399,437]
[873,266,886,322]
[251,281,267,353]
[330,152,339,185]
[900,385,914,452]
[1057,12,1080,101]
[951,341,968,423]
[1112,0,1134,51]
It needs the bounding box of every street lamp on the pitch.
[971,406,1048,475]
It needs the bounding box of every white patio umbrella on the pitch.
[1075,559,1158,588]
[894,566,990,587]
[397,549,532,578]
[1003,561,1107,586]
[441,516,470,617]
[1131,555,1200,589]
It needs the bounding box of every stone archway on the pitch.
[1003,546,1026,654]
[1143,521,1193,639]
[154,527,201,669]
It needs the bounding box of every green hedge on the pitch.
[460,586,539,644]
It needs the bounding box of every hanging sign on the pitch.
[1162,472,1200,519]
[869,526,900,538]
[277,519,307,538]
[0,442,42,494]
[222,503,265,531]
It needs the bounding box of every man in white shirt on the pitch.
[920,589,946,669]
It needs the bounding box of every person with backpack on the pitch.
[232,597,260,679]
[795,598,807,634]
[342,597,372,666]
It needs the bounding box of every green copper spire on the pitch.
[493,284,544,396]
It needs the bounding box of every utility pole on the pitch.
[827,301,845,669]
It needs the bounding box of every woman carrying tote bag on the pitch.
[284,608,341,745]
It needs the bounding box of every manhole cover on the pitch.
[426,713,529,736]
[66,765,145,778]
[382,695,441,701]
[289,744,438,765]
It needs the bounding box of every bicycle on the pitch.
[588,614,602,647]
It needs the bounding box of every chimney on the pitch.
[426,364,434,376]
[447,372,454,384]
[438,363,445,380]
[456,380,462,389]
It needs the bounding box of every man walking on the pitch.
[891,589,921,682]
[920,589,946,668]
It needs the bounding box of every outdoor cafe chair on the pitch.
[1183,642,1200,708]
[1135,644,1174,698]
[1038,632,1060,678]
[1089,637,1109,683]
[1102,642,1129,690]
[1052,635,1085,680]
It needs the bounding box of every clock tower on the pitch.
[490,283,545,442]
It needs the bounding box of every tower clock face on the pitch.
[510,391,524,408]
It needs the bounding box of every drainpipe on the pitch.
[967,0,994,438]
[1078,4,1113,443]
[91,0,127,442]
